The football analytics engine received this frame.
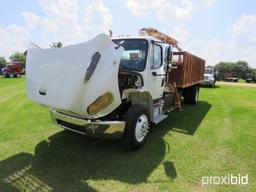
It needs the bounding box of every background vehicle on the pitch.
[223,73,238,82]
[202,66,216,87]
[26,28,205,150]
[245,73,256,83]
[1,61,22,78]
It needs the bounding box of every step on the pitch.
[164,105,181,112]
[153,114,168,124]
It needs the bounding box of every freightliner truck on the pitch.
[202,66,217,87]
[26,28,205,150]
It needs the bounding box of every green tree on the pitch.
[215,62,235,79]
[252,68,256,75]
[215,61,252,79]
[49,42,63,48]
[9,52,26,68]
[0,56,7,68]
[233,61,250,79]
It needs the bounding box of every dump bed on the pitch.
[168,51,205,88]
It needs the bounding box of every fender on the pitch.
[128,91,154,121]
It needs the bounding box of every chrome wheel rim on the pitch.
[135,114,149,142]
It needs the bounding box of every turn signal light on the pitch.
[87,92,113,115]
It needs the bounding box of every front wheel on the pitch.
[122,104,151,150]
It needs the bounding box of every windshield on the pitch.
[205,68,213,74]
[112,39,148,71]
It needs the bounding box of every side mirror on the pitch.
[115,40,124,49]
[167,46,172,63]
[164,63,172,72]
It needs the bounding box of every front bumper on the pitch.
[50,110,125,139]
[201,80,214,86]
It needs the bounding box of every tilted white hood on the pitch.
[26,33,124,118]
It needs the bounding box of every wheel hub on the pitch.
[135,114,149,142]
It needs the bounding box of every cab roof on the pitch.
[111,35,167,44]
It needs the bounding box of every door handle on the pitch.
[152,72,165,76]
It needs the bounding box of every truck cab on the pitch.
[26,28,205,150]
[1,62,22,78]
[202,67,216,87]
[245,73,256,83]
[112,37,171,101]
[50,36,175,150]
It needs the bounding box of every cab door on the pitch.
[147,43,165,99]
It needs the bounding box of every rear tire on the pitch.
[183,85,199,105]
[122,104,151,150]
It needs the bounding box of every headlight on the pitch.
[87,92,113,115]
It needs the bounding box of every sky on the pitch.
[0,0,256,67]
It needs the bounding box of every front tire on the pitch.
[122,104,150,150]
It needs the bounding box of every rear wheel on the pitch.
[122,104,150,150]
[9,73,14,78]
[183,85,199,105]
[210,83,215,87]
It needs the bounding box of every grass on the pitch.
[238,79,246,83]
[0,77,255,192]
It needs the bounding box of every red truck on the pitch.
[1,62,22,78]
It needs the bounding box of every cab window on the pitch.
[112,39,148,72]
[151,44,162,69]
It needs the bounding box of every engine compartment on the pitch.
[118,71,143,94]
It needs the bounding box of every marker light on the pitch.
[87,92,113,115]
